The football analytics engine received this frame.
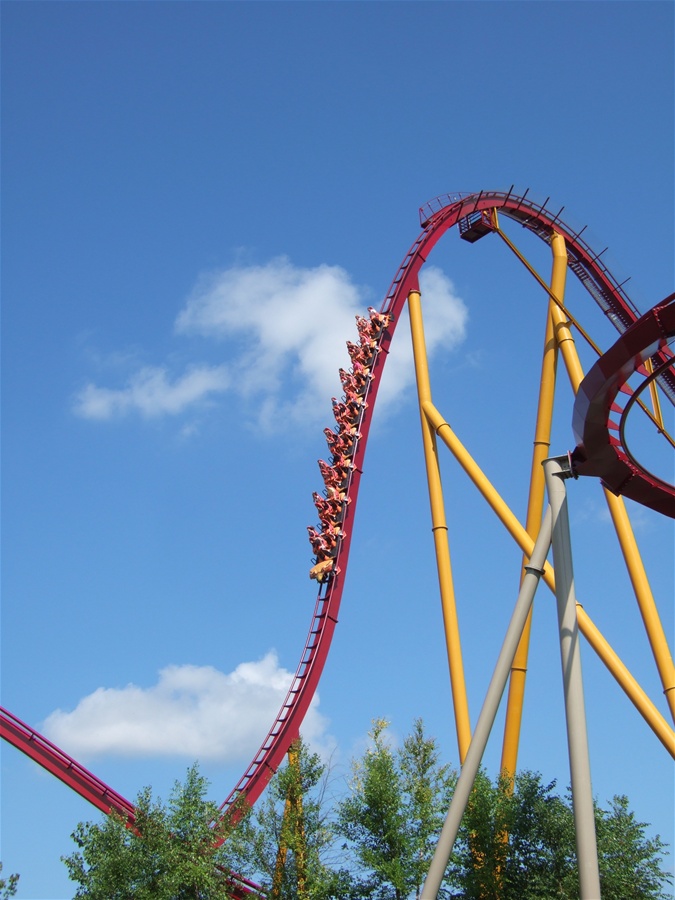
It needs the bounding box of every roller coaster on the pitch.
[2,189,673,898]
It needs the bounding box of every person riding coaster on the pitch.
[323,426,359,458]
[346,340,374,369]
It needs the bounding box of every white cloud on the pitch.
[42,652,331,762]
[176,258,467,428]
[73,364,229,420]
[73,257,467,430]
[176,256,364,430]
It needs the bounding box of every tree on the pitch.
[227,737,350,899]
[448,769,578,900]
[448,770,674,900]
[0,863,19,899]
[62,764,239,899]
[60,729,673,900]
[336,719,456,899]
[336,720,672,900]
[595,795,672,900]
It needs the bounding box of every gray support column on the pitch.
[421,508,553,898]
[543,455,601,900]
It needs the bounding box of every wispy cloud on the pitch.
[573,493,656,532]
[73,257,467,431]
[42,652,331,762]
[175,256,365,430]
[73,364,229,420]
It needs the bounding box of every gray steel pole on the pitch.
[543,455,602,900]
[421,508,553,899]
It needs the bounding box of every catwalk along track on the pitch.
[2,189,673,866]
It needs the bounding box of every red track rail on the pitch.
[0,706,136,821]
[572,293,675,517]
[4,190,672,838]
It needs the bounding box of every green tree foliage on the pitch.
[447,770,673,900]
[336,720,672,900]
[595,795,672,900]
[227,737,350,899]
[60,724,673,900]
[62,764,238,899]
[0,863,19,899]
[448,770,578,899]
[336,719,456,900]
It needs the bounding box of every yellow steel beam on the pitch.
[271,744,308,900]
[421,398,675,758]
[644,358,666,432]
[492,212,675,450]
[491,210,602,354]
[604,491,675,720]
[576,604,675,757]
[422,400,555,586]
[491,218,675,722]
[271,801,290,899]
[408,289,472,763]
[407,221,674,762]
[292,744,308,900]
[500,235,566,778]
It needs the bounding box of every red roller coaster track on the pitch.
[572,293,675,517]
[2,189,673,867]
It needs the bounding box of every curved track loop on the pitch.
[572,293,675,517]
[219,189,675,816]
[3,190,673,834]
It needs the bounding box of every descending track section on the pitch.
[219,188,674,817]
[0,706,136,821]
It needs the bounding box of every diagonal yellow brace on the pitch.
[644,358,666,431]
[421,398,675,758]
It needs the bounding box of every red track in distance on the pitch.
[0,705,136,821]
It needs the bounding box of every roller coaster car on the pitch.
[458,210,494,243]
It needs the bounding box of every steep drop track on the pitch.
[2,189,672,846]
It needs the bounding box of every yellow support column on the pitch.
[500,237,564,777]
[271,743,308,900]
[408,289,472,763]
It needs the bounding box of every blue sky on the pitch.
[2,2,673,897]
